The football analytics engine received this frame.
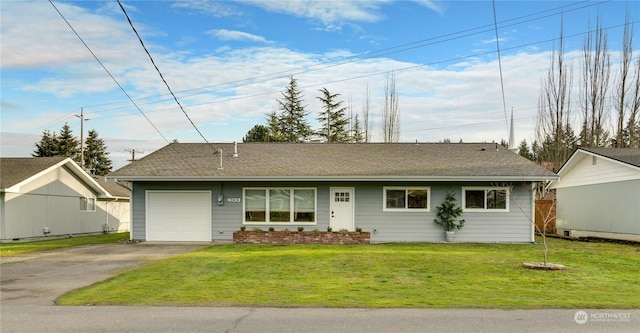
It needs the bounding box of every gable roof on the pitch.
[91,176,130,199]
[579,148,640,168]
[548,148,640,189]
[108,142,558,182]
[1,156,67,189]
[1,157,112,197]
[554,148,640,177]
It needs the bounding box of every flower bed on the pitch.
[233,231,370,244]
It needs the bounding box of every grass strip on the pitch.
[58,237,640,308]
[0,232,130,256]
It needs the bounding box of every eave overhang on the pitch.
[107,175,559,183]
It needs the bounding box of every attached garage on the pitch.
[146,191,211,242]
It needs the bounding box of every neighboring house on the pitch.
[107,142,557,243]
[0,157,130,240]
[549,148,640,242]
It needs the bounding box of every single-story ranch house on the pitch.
[549,148,640,242]
[108,142,557,243]
[1,157,130,240]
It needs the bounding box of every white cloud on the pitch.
[207,29,269,43]
[239,0,389,26]
[170,0,242,17]
[1,1,554,165]
[411,0,444,15]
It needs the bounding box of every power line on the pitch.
[79,0,610,114]
[116,0,218,154]
[492,0,509,138]
[48,0,170,145]
[44,0,633,144]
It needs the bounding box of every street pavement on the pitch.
[2,306,639,332]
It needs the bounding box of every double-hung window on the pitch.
[79,197,96,212]
[462,187,509,212]
[383,187,430,211]
[244,188,316,224]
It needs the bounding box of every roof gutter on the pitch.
[107,175,559,182]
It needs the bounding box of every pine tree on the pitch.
[84,129,112,175]
[56,123,80,160]
[32,130,59,157]
[277,76,311,142]
[266,111,284,142]
[351,114,364,143]
[517,139,533,160]
[243,124,271,142]
[316,87,349,143]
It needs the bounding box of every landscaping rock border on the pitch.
[233,231,370,245]
[522,262,566,270]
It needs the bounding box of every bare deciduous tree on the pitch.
[536,20,574,171]
[580,16,610,147]
[613,14,634,147]
[381,72,400,143]
[362,84,372,143]
[629,56,640,148]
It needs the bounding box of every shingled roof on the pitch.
[108,142,557,182]
[1,157,67,189]
[579,148,640,168]
[1,157,119,198]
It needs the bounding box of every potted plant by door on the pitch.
[434,192,465,242]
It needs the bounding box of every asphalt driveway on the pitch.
[0,242,207,306]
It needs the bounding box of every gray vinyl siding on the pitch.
[357,183,533,243]
[131,181,534,243]
[556,179,640,235]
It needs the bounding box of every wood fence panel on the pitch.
[535,200,556,234]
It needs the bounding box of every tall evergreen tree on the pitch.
[517,139,533,161]
[32,130,59,157]
[243,124,272,142]
[84,129,112,175]
[277,76,311,142]
[351,114,364,143]
[266,110,284,142]
[316,87,349,143]
[56,123,80,160]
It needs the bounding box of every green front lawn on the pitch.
[58,237,640,308]
[0,232,130,256]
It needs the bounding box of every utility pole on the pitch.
[75,107,89,169]
[125,148,144,162]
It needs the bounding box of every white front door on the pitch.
[330,187,355,231]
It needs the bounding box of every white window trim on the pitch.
[80,197,96,212]
[243,187,317,225]
[462,187,510,212]
[383,186,430,212]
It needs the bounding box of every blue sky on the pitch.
[2,1,639,168]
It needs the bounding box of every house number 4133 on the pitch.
[226,197,241,203]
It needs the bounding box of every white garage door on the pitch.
[146,191,211,242]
